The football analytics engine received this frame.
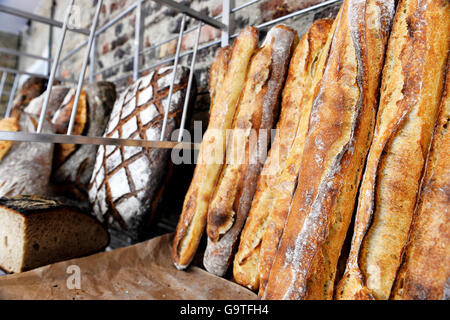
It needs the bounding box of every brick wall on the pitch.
[0,31,20,115]
[18,0,340,128]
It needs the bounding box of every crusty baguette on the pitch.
[172,28,259,270]
[263,0,396,300]
[232,18,335,292]
[209,46,231,111]
[336,0,450,300]
[203,25,298,277]
[391,61,449,300]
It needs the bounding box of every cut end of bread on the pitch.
[0,196,109,273]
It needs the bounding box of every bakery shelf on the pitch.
[0,0,342,149]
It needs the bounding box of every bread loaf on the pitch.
[0,195,109,273]
[172,27,259,270]
[263,0,396,300]
[203,25,298,277]
[390,61,449,300]
[233,18,335,292]
[0,87,70,197]
[0,117,18,162]
[51,88,88,167]
[89,67,192,241]
[336,0,450,300]
[52,82,116,201]
[12,77,47,114]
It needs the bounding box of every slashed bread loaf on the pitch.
[172,27,259,270]
[263,0,396,300]
[203,24,298,277]
[0,195,108,273]
[391,60,450,300]
[51,82,116,201]
[0,86,70,197]
[89,67,191,241]
[336,0,450,300]
[233,18,335,292]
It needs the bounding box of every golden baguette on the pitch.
[391,62,450,300]
[263,0,396,300]
[336,0,450,300]
[203,25,298,277]
[232,18,335,292]
[208,47,231,111]
[172,28,258,270]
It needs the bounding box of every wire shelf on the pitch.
[0,0,342,149]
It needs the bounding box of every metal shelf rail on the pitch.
[0,0,342,150]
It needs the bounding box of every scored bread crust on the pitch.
[172,27,259,270]
[336,0,450,300]
[232,18,335,292]
[391,63,450,300]
[262,0,396,300]
[203,24,298,277]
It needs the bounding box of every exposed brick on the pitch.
[123,60,134,72]
[111,34,129,50]
[158,40,177,59]
[181,25,220,51]
[110,2,119,14]
[115,22,123,36]
[102,43,110,54]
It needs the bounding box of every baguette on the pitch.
[233,18,335,292]
[172,28,259,270]
[336,0,450,300]
[391,62,450,300]
[263,0,396,300]
[203,25,298,277]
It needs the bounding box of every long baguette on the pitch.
[391,62,450,300]
[172,28,258,270]
[232,18,335,292]
[263,0,396,300]
[336,0,450,300]
[203,25,298,277]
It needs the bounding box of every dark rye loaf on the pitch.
[0,195,109,273]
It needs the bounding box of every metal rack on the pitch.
[0,0,342,150]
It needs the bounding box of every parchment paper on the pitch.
[0,233,257,300]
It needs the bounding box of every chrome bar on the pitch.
[59,1,139,65]
[0,131,200,150]
[37,0,74,134]
[133,0,144,82]
[151,0,226,30]
[0,67,76,84]
[0,47,50,62]
[0,4,89,35]
[160,13,186,141]
[0,72,7,102]
[4,74,19,118]
[89,36,97,83]
[231,0,261,13]
[67,0,103,135]
[221,0,231,47]
[178,23,202,142]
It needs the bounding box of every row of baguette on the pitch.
[172,0,450,300]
